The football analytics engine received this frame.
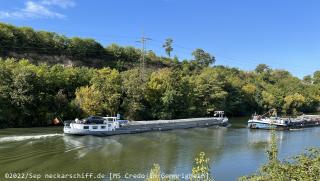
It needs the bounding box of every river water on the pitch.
[0,117,319,181]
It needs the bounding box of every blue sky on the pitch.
[0,0,319,78]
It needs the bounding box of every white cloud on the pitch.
[41,0,75,9]
[0,0,75,19]
[23,1,65,18]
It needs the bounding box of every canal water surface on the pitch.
[0,117,319,181]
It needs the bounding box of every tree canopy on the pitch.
[192,49,215,68]
[162,38,173,57]
[0,58,319,128]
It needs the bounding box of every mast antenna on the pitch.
[136,33,151,80]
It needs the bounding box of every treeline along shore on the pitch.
[0,23,320,128]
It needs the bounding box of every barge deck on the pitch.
[288,115,320,129]
[64,112,229,136]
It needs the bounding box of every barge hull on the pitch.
[64,118,228,136]
[248,122,288,130]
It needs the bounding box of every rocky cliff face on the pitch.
[1,51,168,71]
[2,52,107,67]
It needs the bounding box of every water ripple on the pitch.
[0,134,63,143]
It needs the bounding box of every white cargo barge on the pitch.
[63,111,229,136]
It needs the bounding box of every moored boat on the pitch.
[288,114,320,128]
[248,110,290,130]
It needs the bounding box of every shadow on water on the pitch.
[229,116,250,129]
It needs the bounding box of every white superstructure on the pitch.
[63,116,120,135]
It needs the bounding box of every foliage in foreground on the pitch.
[239,131,320,181]
[146,152,212,181]
[191,152,213,181]
[247,148,320,181]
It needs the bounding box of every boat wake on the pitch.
[0,134,63,143]
[64,146,87,153]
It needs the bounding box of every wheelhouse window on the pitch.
[92,126,98,129]
[83,126,89,129]
[101,126,106,129]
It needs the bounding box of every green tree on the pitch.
[75,86,103,116]
[255,64,270,74]
[313,71,320,84]
[261,91,277,110]
[242,84,257,95]
[68,37,105,60]
[282,93,306,115]
[121,69,147,120]
[303,75,312,84]
[192,68,227,116]
[0,23,16,55]
[91,68,122,116]
[162,38,173,57]
[0,59,14,127]
[8,60,51,126]
[191,49,215,68]
[146,68,187,119]
[106,44,141,70]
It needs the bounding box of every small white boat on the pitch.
[248,116,290,130]
[248,110,290,130]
